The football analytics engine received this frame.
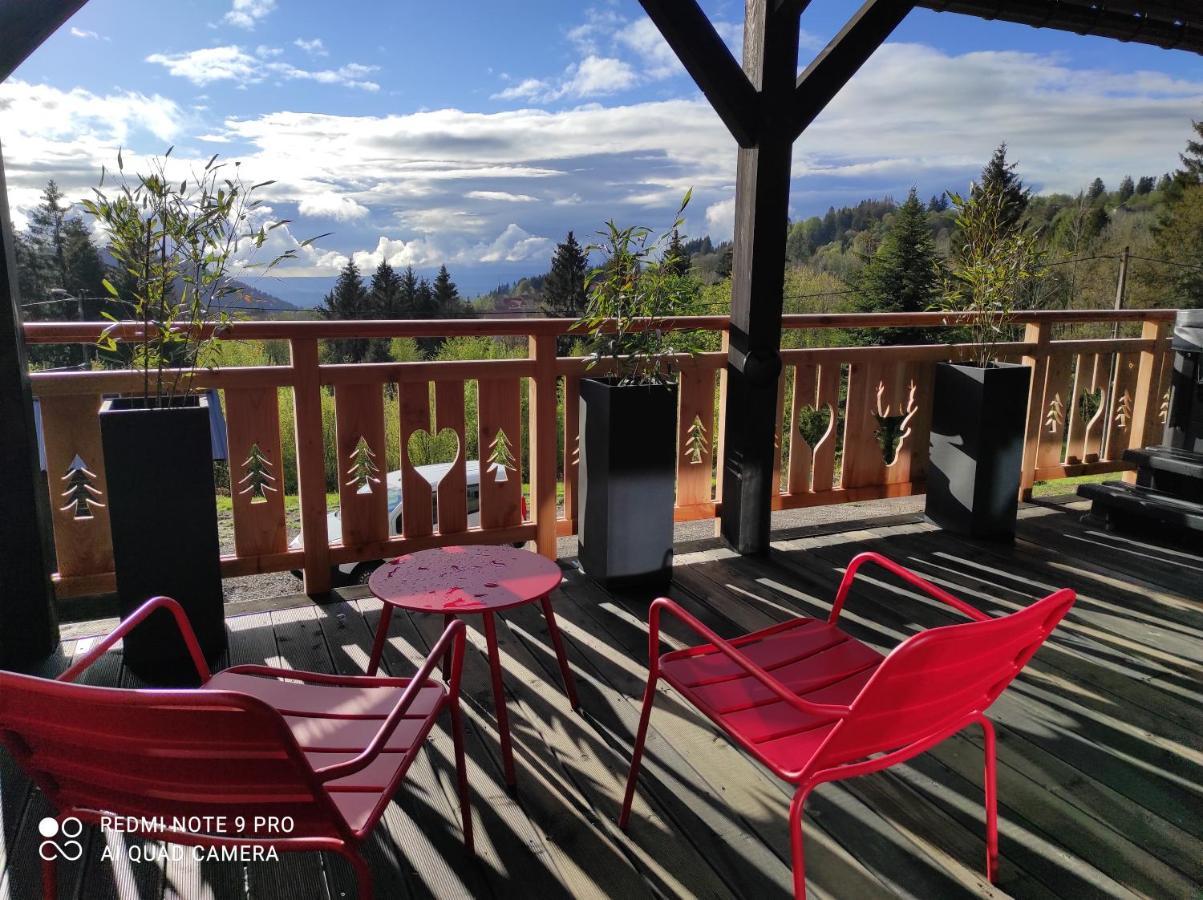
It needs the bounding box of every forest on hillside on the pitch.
[478,137,1203,334]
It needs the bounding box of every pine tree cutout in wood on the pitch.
[488,427,516,483]
[60,454,104,519]
[1160,389,1170,424]
[239,442,278,503]
[1045,394,1066,433]
[685,414,709,464]
[1113,389,1133,429]
[346,437,380,495]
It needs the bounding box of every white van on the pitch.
[290,460,526,584]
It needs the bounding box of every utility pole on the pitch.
[1112,246,1130,339]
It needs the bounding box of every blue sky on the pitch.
[4,0,1203,298]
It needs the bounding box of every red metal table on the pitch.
[367,544,579,786]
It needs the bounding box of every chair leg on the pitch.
[789,784,815,900]
[450,696,475,852]
[41,854,56,900]
[980,715,999,882]
[366,603,394,676]
[618,668,658,830]
[344,848,374,900]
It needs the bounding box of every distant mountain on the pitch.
[216,280,296,313]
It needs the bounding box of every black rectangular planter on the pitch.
[578,378,678,589]
[925,361,1032,540]
[100,395,226,683]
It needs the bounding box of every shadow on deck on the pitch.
[3,499,1200,898]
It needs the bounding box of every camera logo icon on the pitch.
[38,817,83,861]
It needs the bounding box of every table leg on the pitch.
[482,611,516,787]
[441,613,455,677]
[540,595,580,710]
[366,603,394,676]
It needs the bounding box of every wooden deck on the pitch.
[2,498,1201,899]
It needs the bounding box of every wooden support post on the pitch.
[719,0,802,554]
[290,337,331,595]
[1127,318,1171,468]
[528,334,558,559]
[0,138,59,666]
[1019,321,1052,501]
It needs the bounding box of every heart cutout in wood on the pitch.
[407,427,462,489]
[795,403,834,450]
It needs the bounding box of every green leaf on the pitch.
[101,278,119,297]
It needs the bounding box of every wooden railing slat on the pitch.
[225,386,289,557]
[334,382,389,549]
[434,379,469,536]
[478,377,523,531]
[289,338,330,594]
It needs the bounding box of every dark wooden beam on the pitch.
[791,0,914,140]
[719,0,803,554]
[637,0,761,147]
[0,0,89,82]
[0,138,60,667]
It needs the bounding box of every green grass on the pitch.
[1031,472,1118,498]
[215,492,338,513]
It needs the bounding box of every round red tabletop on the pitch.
[369,545,563,615]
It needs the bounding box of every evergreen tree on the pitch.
[432,264,463,316]
[1151,183,1203,307]
[398,265,420,318]
[1176,119,1203,185]
[27,180,69,287]
[1087,178,1106,201]
[1117,175,1135,202]
[974,143,1029,232]
[61,218,108,317]
[927,194,949,213]
[1156,173,1173,192]
[541,231,589,323]
[851,189,943,345]
[368,260,404,318]
[662,229,690,277]
[1136,176,1156,195]
[318,260,372,362]
[716,244,733,279]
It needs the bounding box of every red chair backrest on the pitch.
[0,673,343,839]
[814,588,1075,769]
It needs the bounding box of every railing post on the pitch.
[1019,320,1052,501]
[714,327,729,537]
[290,337,331,594]
[528,334,558,559]
[1127,317,1171,476]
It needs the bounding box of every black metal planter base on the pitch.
[577,378,678,590]
[925,362,1031,541]
[99,395,226,684]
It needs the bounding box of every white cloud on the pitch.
[294,38,328,57]
[6,42,1203,273]
[491,78,550,102]
[223,0,276,30]
[467,190,537,203]
[616,19,682,80]
[479,224,553,262]
[146,46,258,85]
[560,56,637,99]
[705,197,736,241]
[69,27,103,40]
[297,190,370,221]
[145,46,379,91]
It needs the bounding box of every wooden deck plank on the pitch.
[390,596,656,900]
[481,590,757,899]
[550,569,895,900]
[5,503,1203,900]
[766,527,1203,895]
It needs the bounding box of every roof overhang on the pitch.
[916,1,1203,55]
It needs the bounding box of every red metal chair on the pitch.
[0,596,473,900]
[619,551,1076,898]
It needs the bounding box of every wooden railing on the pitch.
[23,309,1176,601]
